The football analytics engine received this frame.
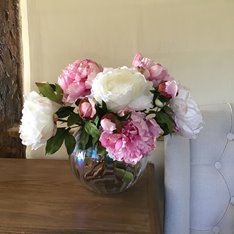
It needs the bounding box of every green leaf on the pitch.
[114,167,134,183]
[86,136,94,149]
[93,115,100,126]
[96,144,107,157]
[56,106,75,118]
[158,95,170,103]
[55,83,63,102]
[67,112,83,126]
[102,101,108,112]
[79,128,90,149]
[46,128,66,155]
[95,102,108,119]
[84,121,100,145]
[36,82,63,104]
[155,111,175,135]
[64,131,76,155]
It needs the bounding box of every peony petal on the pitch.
[92,67,153,112]
[19,91,60,150]
[170,86,203,138]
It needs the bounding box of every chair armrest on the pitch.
[164,135,190,234]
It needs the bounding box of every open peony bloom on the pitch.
[132,53,171,86]
[99,111,162,164]
[92,67,153,112]
[58,59,103,103]
[19,91,60,150]
[169,86,203,139]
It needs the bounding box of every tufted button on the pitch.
[227,132,234,140]
[214,161,222,170]
[213,226,220,234]
[231,196,234,205]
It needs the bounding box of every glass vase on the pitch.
[69,133,148,194]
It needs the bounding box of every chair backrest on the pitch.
[164,103,234,234]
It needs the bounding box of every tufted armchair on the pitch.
[164,103,234,234]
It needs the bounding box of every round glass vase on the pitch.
[69,134,148,194]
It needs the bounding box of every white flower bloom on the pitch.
[19,91,60,150]
[170,86,203,139]
[91,67,153,112]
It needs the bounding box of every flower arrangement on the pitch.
[19,53,203,165]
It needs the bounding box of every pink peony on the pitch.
[99,111,162,164]
[58,59,103,103]
[78,98,96,119]
[100,113,121,133]
[132,53,171,86]
[158,80,178,98]
[101,119,116,132]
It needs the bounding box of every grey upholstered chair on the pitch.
[164,103,234,234]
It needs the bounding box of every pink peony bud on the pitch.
[78,98,96,119]
[132,53,171,86]
[101,113,121,133]
[158,80,178,98]
[101,118,116,132]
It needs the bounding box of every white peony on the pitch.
[91,67,153,112]
[170,86,203,139]
[19,91,60,150]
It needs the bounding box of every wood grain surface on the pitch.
[0,159,162,234]
[0,0,25,158]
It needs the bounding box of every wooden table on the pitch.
[0,159,162,234]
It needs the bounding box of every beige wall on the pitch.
[21,0,234,159]
[23,0,234,104]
